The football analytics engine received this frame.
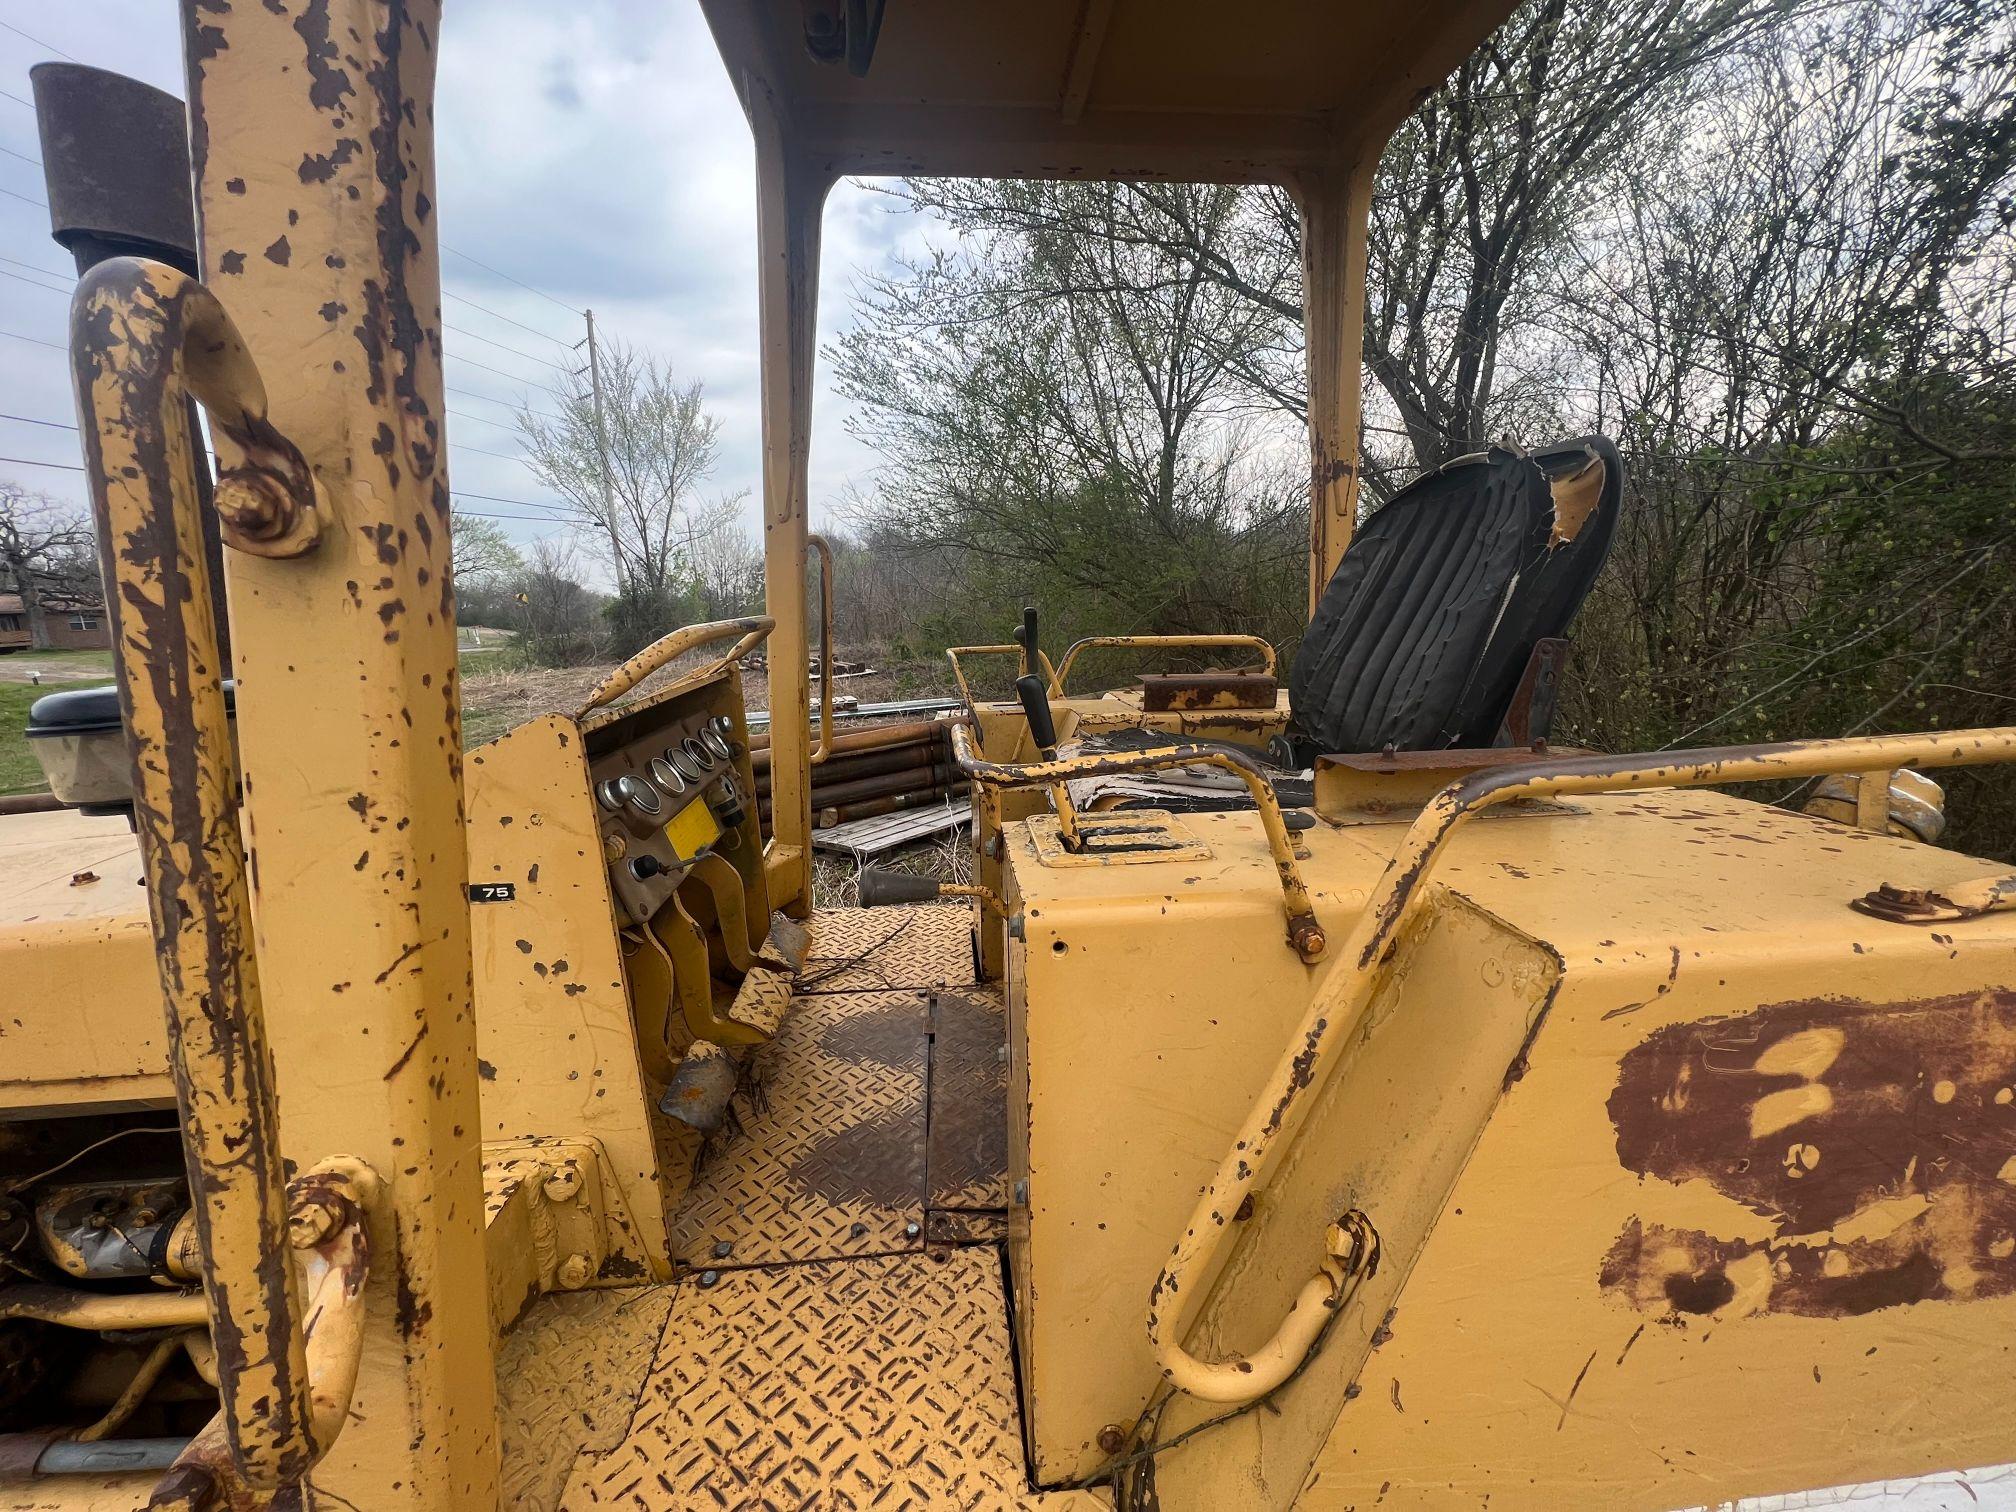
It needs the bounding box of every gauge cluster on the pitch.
[592,713,751,925]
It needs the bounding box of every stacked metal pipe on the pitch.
[752,718,968,829]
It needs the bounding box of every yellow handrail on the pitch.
[577,616,776,717]
[70,256,322,1487]
[949,723,1325,962]
[808,533,834,766]
[1149,727,2016,1403]
[945,643,1061,723]
[1048,633,1276,697]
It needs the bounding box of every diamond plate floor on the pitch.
[552,1251,1105,1511]
[800,904,977,993]
[668,990,931,1266]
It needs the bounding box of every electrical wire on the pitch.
[0,144,42,167]
[0,251,67,279]
[0,454,79,471]
[0,184,47,209]
[444,320,568,374]
[442,242,582,316]
[0,410,73,430]
[4,1125,181,1194]
[0,327,63,350]
[0,89,33,111]
[0,19,79,63]
[0,265,68,295]
[444,289,574,348]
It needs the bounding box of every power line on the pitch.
[444,289,572,348]
[0,144,41,168]
[0,454,81,472]
[447,350,567,399]
[0,265,68,295]
[445,385,563,424]
[441,243,581,316]
[0,89,32,111]
[0,252,67,279]
[444,321,568,377]
[0,410,73,430]
[0,328,64,351]
[0,184,47,209]
[453,488,578,516]
[0,19,79,63]
[447,406,519,433]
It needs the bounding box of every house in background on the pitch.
[0,590,109,653]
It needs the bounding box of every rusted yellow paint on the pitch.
[67,255,314,1490]
[184,1,501,1503]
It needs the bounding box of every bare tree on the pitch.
[0,485,94,650]
[515,339,743,597]
[688,516,764,619]
[450,513,525,594]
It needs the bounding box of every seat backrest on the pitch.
[1288,435,1622,754]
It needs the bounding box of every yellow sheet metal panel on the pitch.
[701,0,1520,180]
[1004,809,1375,1483]
[0,812,171,1113]
[466,715,672,1274]
[1136,791,2016,1509]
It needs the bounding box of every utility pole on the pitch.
[582,307,625,592]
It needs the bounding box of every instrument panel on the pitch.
[591,711,751,926]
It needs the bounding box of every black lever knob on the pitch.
[1016,673,1058,756]
[1016,605,1039,678]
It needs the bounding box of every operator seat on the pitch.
[1059,435,1622,807]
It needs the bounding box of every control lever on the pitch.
[858,868,1004,915]
[1015,605,1040,680]
[1013,670,1085,851]
[1016,673,1058,756]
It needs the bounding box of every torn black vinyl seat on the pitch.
[1058,436,1623,813]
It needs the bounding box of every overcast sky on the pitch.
[0,2,931,583]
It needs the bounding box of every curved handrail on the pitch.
[69,256,321,1487]
[1150,726,2016,1403]
[808,533,834,766]
[576,615,776,717]
[153,1159,385,1507]
[946,643,1061,730]
[1048,634,1276,698]
[949,723,1325,962]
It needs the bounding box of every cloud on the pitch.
[0,1,939,587]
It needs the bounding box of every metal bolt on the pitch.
[712,1240,733,1260]
[904,1221,922,1239]
[698,1269,720,1289]
[542,1166,583,1204]
[556,1252,592,1289]
[1097,1424,1128,1455]
[1012,1179,1029,1206]
[287,1203,337,1250]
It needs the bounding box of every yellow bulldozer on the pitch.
[3,4,2014,1509]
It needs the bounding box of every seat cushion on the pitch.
[1290,437,1620,753]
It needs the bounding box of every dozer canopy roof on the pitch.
[699,0,1522,183]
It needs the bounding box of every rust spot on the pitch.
[263,235,291,266]
[1603,989,2016,1318]
[218,249,245,275]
